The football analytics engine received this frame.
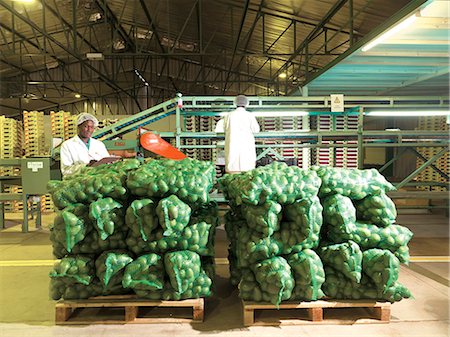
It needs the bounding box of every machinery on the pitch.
[0,157,61,232]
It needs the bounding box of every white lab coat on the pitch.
[60,135,110,176]
[224,107,260,172]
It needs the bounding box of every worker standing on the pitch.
[224,95,260,173]
[60,113,118,176]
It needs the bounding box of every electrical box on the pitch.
[20,158,61,195]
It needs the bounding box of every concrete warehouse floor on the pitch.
[0,210,448,337]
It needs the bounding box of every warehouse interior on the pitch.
[0,0,449,336]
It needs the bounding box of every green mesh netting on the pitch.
[288,249,325,300]
[355,192,397,227]
[89,197,124,240]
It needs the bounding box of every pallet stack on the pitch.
[335,115,358,169]
[415,116,449,191]
[50,111,77,141]
[316,115,333,166]
[0,116,24,212]
[23,111,46,157]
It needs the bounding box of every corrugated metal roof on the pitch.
[304,0,449,96]
[1,0,446,116]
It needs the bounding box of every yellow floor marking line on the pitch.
[0,260,55,267]
[410,256,450,263]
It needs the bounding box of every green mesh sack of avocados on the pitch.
[219,161,321,206]
[134,270,213,300]
[51,204,91,253]
[319,241,363,283]
[49,255,94,285]
[352,221,413,264]
[235,224,284,268]
[47,169,128,210]
[127,158,215,206]
[238,268,265,302]
[89,197,124,240]
[322,194,357,243]
[322,266,411,303]
[51,226,128,259]
[95,250,133,290]
[312,166,396,200]
[241,201,282,237]
[79,158,141,176]
[282,195,323,240]
[252,256,294,306]
[355,192,397,227]
[288,249,325,300]
[362,248,400,292]
[156,195,191,236]
[50,278,103,300]
[125,198,159,242]
[122,253,164,291]
[164,250,202,294]
[126,221,214,257]
[189,201,219,227]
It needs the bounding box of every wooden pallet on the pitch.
[55,295,204,325]
[242,299,391,326]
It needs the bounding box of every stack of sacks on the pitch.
[48,158,217,301]
[220,162,412,306]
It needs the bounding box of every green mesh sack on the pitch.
[95,251,133,289]
[224,210,245,254]
[51,204,91,253]
[156,195,191,236]
[235,225,284,268]
[219,161,321,206]
[322,194,357,243]
[48,171,128,210]
[355,192,397,227]
[122,253,164,291]
[352,221,413,264]
[362,249,400,291]
[228,251,242,286]
[252,256,294,306]
[51,226,128,259]
[274,220,321,252]
[282,196,323,240]
[241,201,282,237]
[312,166,396,200]
[89,197,124,240]
[126,221,214,257]
[49,255,94,285]
[135,270,213,300]
[322,267,411,303]
[79,158,141,176]
[238,269,265,302]
[189,201,219,227]
[50,278,104,300]
[127,158,215,206]
[319,241,363,283]
[288,249,325,300]
[125,198,159,241]
[164,250,202,294]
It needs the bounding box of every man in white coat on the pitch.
[224,95,260,173]
[60,113,117,176]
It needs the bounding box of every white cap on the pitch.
[77,113,98,128]
[235,95,249,107]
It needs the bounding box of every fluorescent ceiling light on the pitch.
[278,73,287,79]
[361,14,417,52]
[74,93,81,98]
[367,110,449,116]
